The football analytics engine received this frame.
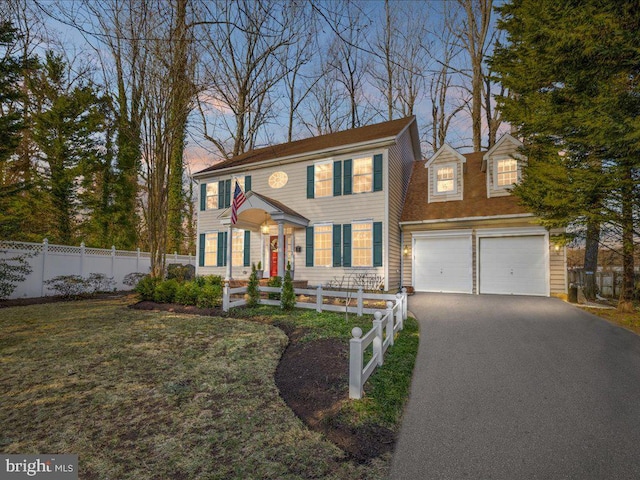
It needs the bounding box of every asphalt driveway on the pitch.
[390,294,640,480]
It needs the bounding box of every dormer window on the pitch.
[436,164,457,194]
[496,158,518,187]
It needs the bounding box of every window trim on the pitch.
[493,156,519,189]
[434,162,458,195]
[313,223,333,267]
[351,220,373,267]
[314,160,333,198]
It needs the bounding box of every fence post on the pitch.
[349,327,364,399]
[41,238,48,296]
[396,293,404,330]
[111,245,116,278]
[223,281,230,312]
[401,287,408,320]
[357,287,363,317]
[373,311,384,366]
[316,285,322,313]
[385,302,394,347]
[79,242,85,277]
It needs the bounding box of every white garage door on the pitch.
[414,235,472,293]
[479,235,548,296]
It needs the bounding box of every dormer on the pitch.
[425,144,466,203]
[483,133,525,198]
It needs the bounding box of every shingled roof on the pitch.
[195,116,416,175]
[400,151,530,223]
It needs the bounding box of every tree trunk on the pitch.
[583,220,600,300]
[618,163,635,312]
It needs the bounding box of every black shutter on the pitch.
[200,183,207,211]
[373,222,383,267]
[332,224,341,267]
[244,175,251,192]
[373,154,383,191]
[199,233,206,266]
[333,161,342,196]
[243,230,250,267]
[305,227,314,266]
[343,159,352,195]
[342,224,351,267]
[307,165,314,198]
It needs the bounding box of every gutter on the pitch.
[399,213,535,226]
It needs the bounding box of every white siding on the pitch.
[427,149,464,203]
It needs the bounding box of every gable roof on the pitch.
[483,133,523,161]
[400,151,530,223]
[424,143,467,168]
[194,116,417,177]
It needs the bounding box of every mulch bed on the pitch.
[1,296,394,462]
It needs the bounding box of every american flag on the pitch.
[230,181,247,224]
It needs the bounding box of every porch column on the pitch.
[278,221,285,278]
[226,225,233,281]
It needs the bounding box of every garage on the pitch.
[413,232,472,293]
[478,234,548,296]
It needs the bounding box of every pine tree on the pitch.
[247,263,260,308]
[490,0,640,309]
[281,261,295,310]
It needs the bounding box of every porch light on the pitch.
[403,245,409,256]
[260,214,270,235]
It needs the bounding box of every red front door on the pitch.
[270,236,279,277]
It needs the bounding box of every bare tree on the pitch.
[197,0,297,158]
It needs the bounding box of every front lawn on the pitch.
[581,305,640,335]
[0,297,416,479]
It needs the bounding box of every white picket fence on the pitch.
[0,239,195,299]
[349,300,405,399]
[223,283,408,317]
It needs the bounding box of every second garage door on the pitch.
[414,234,472,293]
[479,235,548,296]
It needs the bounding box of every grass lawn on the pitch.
[0,296,417,479]
[581,305,640,335]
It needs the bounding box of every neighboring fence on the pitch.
[0,239,194,299]
[568,268,640,298]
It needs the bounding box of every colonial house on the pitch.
[193,117,567,297]
[192,116,420,292]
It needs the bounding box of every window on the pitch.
[314,224,332,266]
[204,233,217,266]
[352,222,373,267]
[496,158,518,187]
[353,157,373,193]
[206,183,218,209]
[314,162,333,197]
[436,165,455,193]
[232,229,244,266]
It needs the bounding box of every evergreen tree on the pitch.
[490,0,640,309]
[281,262,295,310]
[247,263,260,308]
[30,51,107,244]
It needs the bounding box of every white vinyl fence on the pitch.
[0,239,194,299]
[349,299,405,399]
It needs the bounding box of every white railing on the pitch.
[349,300,405,399]
[222,283,408,318]
[0,239,195,299]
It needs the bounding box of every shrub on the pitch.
[166,263,195,282]
[267,276,281,300]
[247,264,260,308]
[86,273,116,293]
[196,283,222,309]
[203,275,223,287]
[123,272,148,287]
[281,263,295,310]
[153,279,180,303]
[44,275,88,298]
[134,275,159,301]
[175,281,200,306]
[0,251,33,299]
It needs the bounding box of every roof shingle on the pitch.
[400,151,530,223]
[195,116,415,175]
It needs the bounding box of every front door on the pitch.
[269,236,279,277]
